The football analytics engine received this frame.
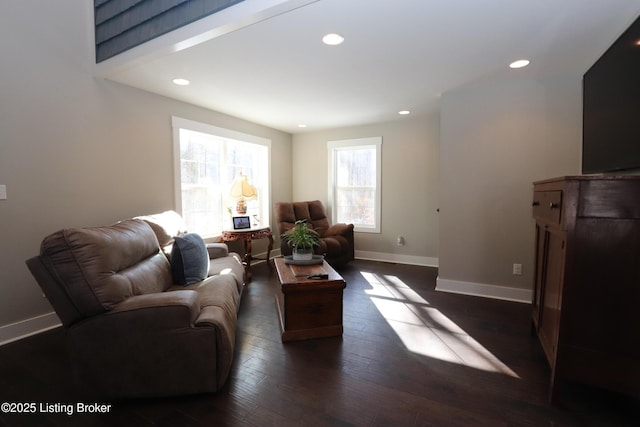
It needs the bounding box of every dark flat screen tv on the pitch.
[582,15,640,174]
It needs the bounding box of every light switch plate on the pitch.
[0,185,6,200]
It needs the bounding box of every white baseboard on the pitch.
[268,248,437,267]
[254,248,280,264]
[355,250,438,267]
[0,312,61,346]
[436,277,532,304]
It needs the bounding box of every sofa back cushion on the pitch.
[135,210,188,250]
[275,200,331,237]
[40,219,172,317]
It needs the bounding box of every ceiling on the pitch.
[96,0,640,134]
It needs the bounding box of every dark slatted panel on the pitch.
[94,0,244,62]
[95,0,187,44]
[94,0,146,26]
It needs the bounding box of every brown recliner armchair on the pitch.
[275,200,354,266]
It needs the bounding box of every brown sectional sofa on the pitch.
[26,211,245,398]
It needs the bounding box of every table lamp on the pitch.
[229,173,257,215]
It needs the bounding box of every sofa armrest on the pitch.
[206,243,229,259]
[326,223,354,237]
[67,290,220,398]
[108,290,200,327]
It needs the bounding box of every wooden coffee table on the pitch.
[274,257,346,342]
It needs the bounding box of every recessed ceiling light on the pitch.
[297,124,307,128]
[509,59,530,69]
[398,110,411,115]
[322,33,344,46]
[172,78,190,86]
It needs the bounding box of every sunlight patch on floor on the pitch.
[361,271,519,378]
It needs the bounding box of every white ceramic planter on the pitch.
[292,247,314,261]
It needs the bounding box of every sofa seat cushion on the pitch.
[40,219,172,317]
[208,253,245,293]
[168,273,240,319]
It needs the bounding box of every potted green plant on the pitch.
[280,219,320,261]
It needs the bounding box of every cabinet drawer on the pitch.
[533,191,562,223]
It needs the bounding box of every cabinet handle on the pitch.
[532,201,540,207]
[549,202,559,209]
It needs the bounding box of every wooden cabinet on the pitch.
[531,176,640,403]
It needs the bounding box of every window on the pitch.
[172,117,270,237]
[328,137,382,233]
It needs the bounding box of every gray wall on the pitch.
[438,77,582,295]
[0,1,587,342]
[291,115,440,265]
[0,1,291,338]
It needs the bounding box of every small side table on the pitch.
[221,226,273,280]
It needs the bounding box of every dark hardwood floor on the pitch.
[1,259,638,426]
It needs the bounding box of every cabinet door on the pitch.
[531,223,545,329]
[538,227,566,366]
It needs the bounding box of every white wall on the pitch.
[0,1,291,342]
[291,114,440,265]
[438,77,582,301]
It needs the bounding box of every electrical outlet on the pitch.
[0,185,6,200]
[513,263,523,276]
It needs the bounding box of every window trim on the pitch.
[327,136,382,233]
[172,116,271,237]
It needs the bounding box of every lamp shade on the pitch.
[229,173,257,200]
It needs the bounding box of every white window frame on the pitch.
[172,116,271,238]
[328,136,382,233]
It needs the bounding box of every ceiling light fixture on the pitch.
[297,124,307,128]
[398,110,411,115]
[509,59,530,69]
[322,33,344,46]
[172,78,190,86]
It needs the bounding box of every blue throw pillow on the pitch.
[171,233,209,285]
